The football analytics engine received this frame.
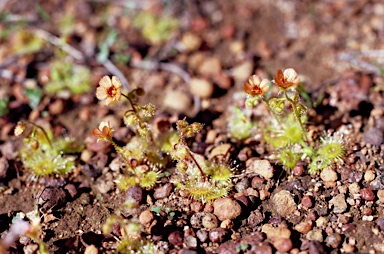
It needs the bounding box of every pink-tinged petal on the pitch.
[99,76,112,88]
[112,76,122,88]
[96,86,107,100]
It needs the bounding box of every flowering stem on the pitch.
[28,122,53,148]
[187,150,206,182]
[262,97,282,126]
[110,141,136,174]
[121,93,137,114]
[283,91,308,142]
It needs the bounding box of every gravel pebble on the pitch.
[363,127,384,146]
[184,235,197,248]
[348,182,360,195]
[209,228,228,243]
[272,238,293,252]
[235,178,250,193]
[261,224,291,239]
[168,231,183,246]
[198,57,222,76]
[217,241,237,253]
[153,183,173,199]
[325,233,342,248]
[272,190,296,217]
[189,78,214,99]
[196,229,208,243]
[360,187,375,201]
[364,170,375,182]
[306,229,324,242]
[320,168,338,182]
[139,210,154,225]
[202,213,219,229]
[37,187,67,212]
[163,90,191,113]
[247,210,264,227]
[377,190,384,203]
[213,198,242,221]
[329,194,347,213]
[294,220,313,234]
[126,186,143,203]
[376,218,384,230]
[246,159,274,179]
[302,196,313,208]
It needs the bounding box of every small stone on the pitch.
[190,201,204,212]
[37,187,67,212]
[209,228,228,243]
[342,243,355,253]
[84,245,98,254]
[293,164,304,176]
[247,210,264,227]
[251,176,265,189]
[360,187,375,201]
[180,32,202,52]
[246,160,274,179]
[163,90,191,113]
[261,224,291,239]
[198,57,221,76]
[370,174,384,190]
[234,194,249,206]
[363,127,383,146]
[139,210,154,226]
[0,157,8,179]
[64,184,77,198]
[217,241,237,253]
[48,99,64,115]
[272,190,296,217]
[320,168,338,182]
[364,170,375,182]
[208,143,232,161]
[189,78,214,99]
[126,186,143,203]
[220,219,233,229]
[184,235,197,248]
[329,194,347,213]
[168,231,183,246]
[196,229,208,242]
[232,61,254,83]
[259,189,270,201]
[97,180,114,194]
[302,196,313,208]
[235,178,250,193]
[153,183,173,199]
[348,182,361,195]
[306,229,324,242]
[377,190,384,203]
[325,233,342,249]
[348,171,363,183]
[80,149,93,163]
[272,238,293,252]
[253,242,273,254]
[294,220,313,234]
[202,213,219,229]
[190,212,205,228]
[213,198,242,221]
[316,217,328,228]
[376,218,384,230]
[109,157,122,171]
[179,189,190,198]
[204,203,214,213]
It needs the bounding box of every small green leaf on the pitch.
[0,98,9,116]
[24,88,43,109]
[151,207,161,213]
